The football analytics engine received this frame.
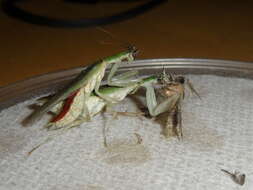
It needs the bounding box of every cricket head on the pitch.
[158,68,185,85]
[157,69,185,98]
[158,69,200,99]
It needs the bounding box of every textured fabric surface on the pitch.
[0,75,253,190]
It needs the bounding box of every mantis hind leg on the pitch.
[106,106,144,120]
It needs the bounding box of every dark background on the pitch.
[1,0,253,86]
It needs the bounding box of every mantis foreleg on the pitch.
[145,84,180,117]
[107,62,139,87]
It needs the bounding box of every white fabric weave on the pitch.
[0,75,253,190]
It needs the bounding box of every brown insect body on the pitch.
[159,75,185,139]
[161,83,184,98]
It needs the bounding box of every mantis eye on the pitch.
[129,46,139,58]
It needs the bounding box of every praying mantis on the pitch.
[30,65,199,139]
[24,47,138,126]
[25,49,202,155]
[43,75,158,130]
[27,74,158,155]
[44,67,199,138]
[25,46,200,140]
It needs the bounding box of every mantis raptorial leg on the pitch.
[94,47,138,103]
[145,84,180,117]
[106,61,139,87]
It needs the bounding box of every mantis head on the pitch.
[127,45,139,59]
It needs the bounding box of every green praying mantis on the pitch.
[24,47,139,126]
[25,48,202,155]
[25,48,199,140]
[42,75,158,130]
[27,74,159,155]
[35,69,199,140]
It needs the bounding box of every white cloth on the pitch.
[0,75,253,190]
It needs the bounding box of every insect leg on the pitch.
[145,84,179,117]
[186,79,201,99]
[107,61,139,87]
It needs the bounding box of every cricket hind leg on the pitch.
[176,103,183,139]
[170,105,183,140]
[162,110,175,138]
[160,104,183,140]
